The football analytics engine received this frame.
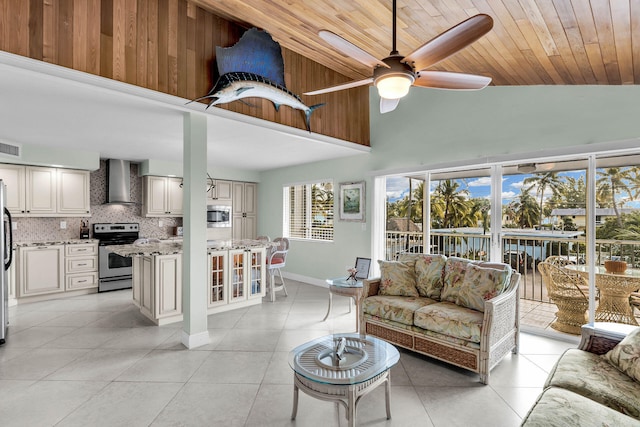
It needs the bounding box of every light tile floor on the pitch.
[0,280,578,427]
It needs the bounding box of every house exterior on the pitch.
[551,208,639,228]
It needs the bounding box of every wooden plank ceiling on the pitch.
[192,0,640,86]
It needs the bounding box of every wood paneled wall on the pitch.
[0,0,369,145]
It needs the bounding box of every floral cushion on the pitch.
[413,301,484,343]
[377,260,419,297]
[440,257,471,304]
[414,254,447,299]
[456,264,511,312]
[546,349,640,419]
[521,387,640,427]
[605,327,640,383]
[362,295,436,326]
[396,253,421,269]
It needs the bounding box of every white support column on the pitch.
[586,155,597,325]
[181,112,211,349]
[490,165,503,262]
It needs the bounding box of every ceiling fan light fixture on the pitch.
[517,163,537,173]
[375,73,414,99]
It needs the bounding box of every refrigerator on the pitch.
[0,180,13,345]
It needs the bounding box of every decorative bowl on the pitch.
[604,260,627,274]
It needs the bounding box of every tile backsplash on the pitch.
[13,160,182,241]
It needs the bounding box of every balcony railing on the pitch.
[386,230,640,304]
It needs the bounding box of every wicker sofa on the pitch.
[359,254,520,384]
[521,323,640,427]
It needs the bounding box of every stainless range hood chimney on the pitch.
[105,159,132,204]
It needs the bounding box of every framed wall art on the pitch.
[338,181,365,222]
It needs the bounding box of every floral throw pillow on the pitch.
[604,327,640,383]
[456,264,511,312]
[440,257,471,304]
[378,260,419,297]
[414,254,447,299]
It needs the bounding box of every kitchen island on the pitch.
[107,239,269,325]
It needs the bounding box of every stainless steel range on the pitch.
[94,223,139,292]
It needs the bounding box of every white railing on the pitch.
[385,230,640,303]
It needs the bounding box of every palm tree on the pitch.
[508,189,539,228]
[524,172,563,228]
[597,167,633,227]
[431,180,471,228]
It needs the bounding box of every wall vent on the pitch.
[0,141,21,158]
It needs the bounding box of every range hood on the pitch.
[105,159,133,204]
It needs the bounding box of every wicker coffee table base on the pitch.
[291,371,391,427]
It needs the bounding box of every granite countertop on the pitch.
[106,239,271,257]
[15,239,99,247]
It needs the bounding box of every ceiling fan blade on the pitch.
[319,30,390,69]
[304,77,373,96]
[414,71,491,90]
[403,14,493,71]
[380,97,400,114]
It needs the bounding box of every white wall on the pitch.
[257,85,640,282]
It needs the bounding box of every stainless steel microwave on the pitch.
[206,204,231,228]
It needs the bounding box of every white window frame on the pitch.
[283,180,334,242]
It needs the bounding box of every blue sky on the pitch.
[386,170,640,208]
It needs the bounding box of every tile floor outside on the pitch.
[0,280,579,427]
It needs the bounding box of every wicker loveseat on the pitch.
[521,323,640,427]
[359,254,520,384]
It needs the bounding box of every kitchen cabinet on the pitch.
[227,247,266,303]
[65,243,98,290]
[0,164,90,216]
[137,254,182,322]
[0,164,25,214]
[142,176,183,217]
[232,182,257,240]
[207,179,232,201]
[208,251,228,308]
[26,166,57,215]
[57,169,91,215]
[19,245,65,297]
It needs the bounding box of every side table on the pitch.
[289,333,400,427]
[322,278,363,332]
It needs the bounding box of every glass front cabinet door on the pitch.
[208,251,228,308]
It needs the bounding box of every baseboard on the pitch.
[181,330,211,349]
[280,272,329,288]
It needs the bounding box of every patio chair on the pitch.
[538,262,589,335]
[544,255,575,267]
[630,292,640,316]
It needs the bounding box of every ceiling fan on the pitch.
[304,0,494,114]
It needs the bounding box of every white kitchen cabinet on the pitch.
[0,164,26,214]
[137,254,182,322]
[65,243,98,290]
[0,164,90,217]
[232,182,257,240]
[26,166,57,215]
[228,247,266,303]
[207,179,232,201]
[208,251,228,308]
[132,256,142,307]
[57,169,91,215]
[143,176,183,217]
[19,245,65,297]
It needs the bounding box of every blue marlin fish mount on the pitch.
[191,28,324,132]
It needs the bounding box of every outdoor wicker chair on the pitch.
[538,261,589,335]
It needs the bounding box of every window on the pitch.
[284,181,334,241]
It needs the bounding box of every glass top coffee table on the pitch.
[288,333,400,426]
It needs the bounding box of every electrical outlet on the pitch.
[158,220,164,228]
[11,221,17,230]
[60,221,67,229]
